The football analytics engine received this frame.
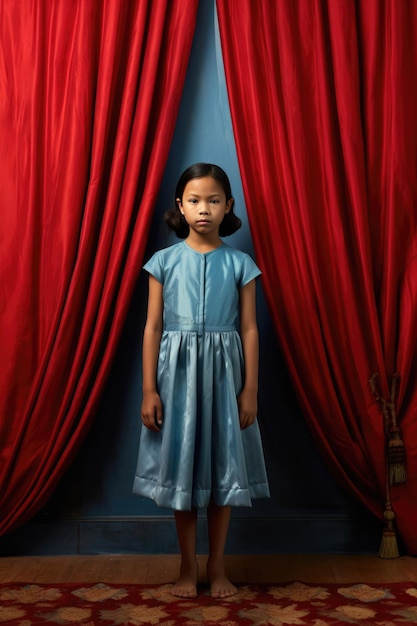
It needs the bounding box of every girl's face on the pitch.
[177,176,233,238]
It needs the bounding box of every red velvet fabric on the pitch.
[217,0,417,553]
[0,0,198,535]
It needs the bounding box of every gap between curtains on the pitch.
[217,0,417,554]
[0,0,198,535]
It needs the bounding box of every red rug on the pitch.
[1,581,417,625]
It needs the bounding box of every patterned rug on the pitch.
[1,581,417,625]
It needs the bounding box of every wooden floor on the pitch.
[0,554,416,585]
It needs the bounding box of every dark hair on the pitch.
[164,163,242,238]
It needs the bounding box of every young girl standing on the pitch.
[133,163,269,598]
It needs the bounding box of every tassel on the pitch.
[369,372,407,486]
[378,508,399,559]
[368,373,403,559]
[387,429,407,485]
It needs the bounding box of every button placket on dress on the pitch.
[197,254,206,336]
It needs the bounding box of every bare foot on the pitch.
[170,559,198,598]
[207,560,237,598]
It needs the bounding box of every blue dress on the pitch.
[133,241,270,510]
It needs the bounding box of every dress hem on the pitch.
[133,476,270,511]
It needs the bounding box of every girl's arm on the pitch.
[238,279,259,429]
[141,275,164,431]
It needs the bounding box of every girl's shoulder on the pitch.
[143,242,184,281]
[221,242,253,260]
[221,243,262,285]
[221,242,259,266]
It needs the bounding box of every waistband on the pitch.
[164,324,237,332]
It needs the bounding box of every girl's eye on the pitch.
[210,199,220,204]
[188,198,198,204]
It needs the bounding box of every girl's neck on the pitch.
[185,233,223,253]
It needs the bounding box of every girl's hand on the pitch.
[141,391,163,432]
[238,388,257,430]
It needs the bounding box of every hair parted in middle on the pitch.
[164,162,242,238]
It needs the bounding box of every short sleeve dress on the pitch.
[133,241,270,510]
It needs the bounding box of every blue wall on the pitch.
[0,0,381,556]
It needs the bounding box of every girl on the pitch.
[133,163,269,598]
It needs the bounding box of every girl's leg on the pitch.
[171,509,199,598]
[206,501,237,598]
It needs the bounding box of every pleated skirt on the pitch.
[133,330,270,510]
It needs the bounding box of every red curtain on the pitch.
[0,0,198,535]
[217,0,417,554]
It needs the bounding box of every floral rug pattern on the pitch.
[1,581,417,625]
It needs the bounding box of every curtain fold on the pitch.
[217,0,417,554]
[0,0,198,535]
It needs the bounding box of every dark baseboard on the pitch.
[0,513,382,556]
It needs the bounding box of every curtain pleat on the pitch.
[217,0,417,554]
[0,0,198,535]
